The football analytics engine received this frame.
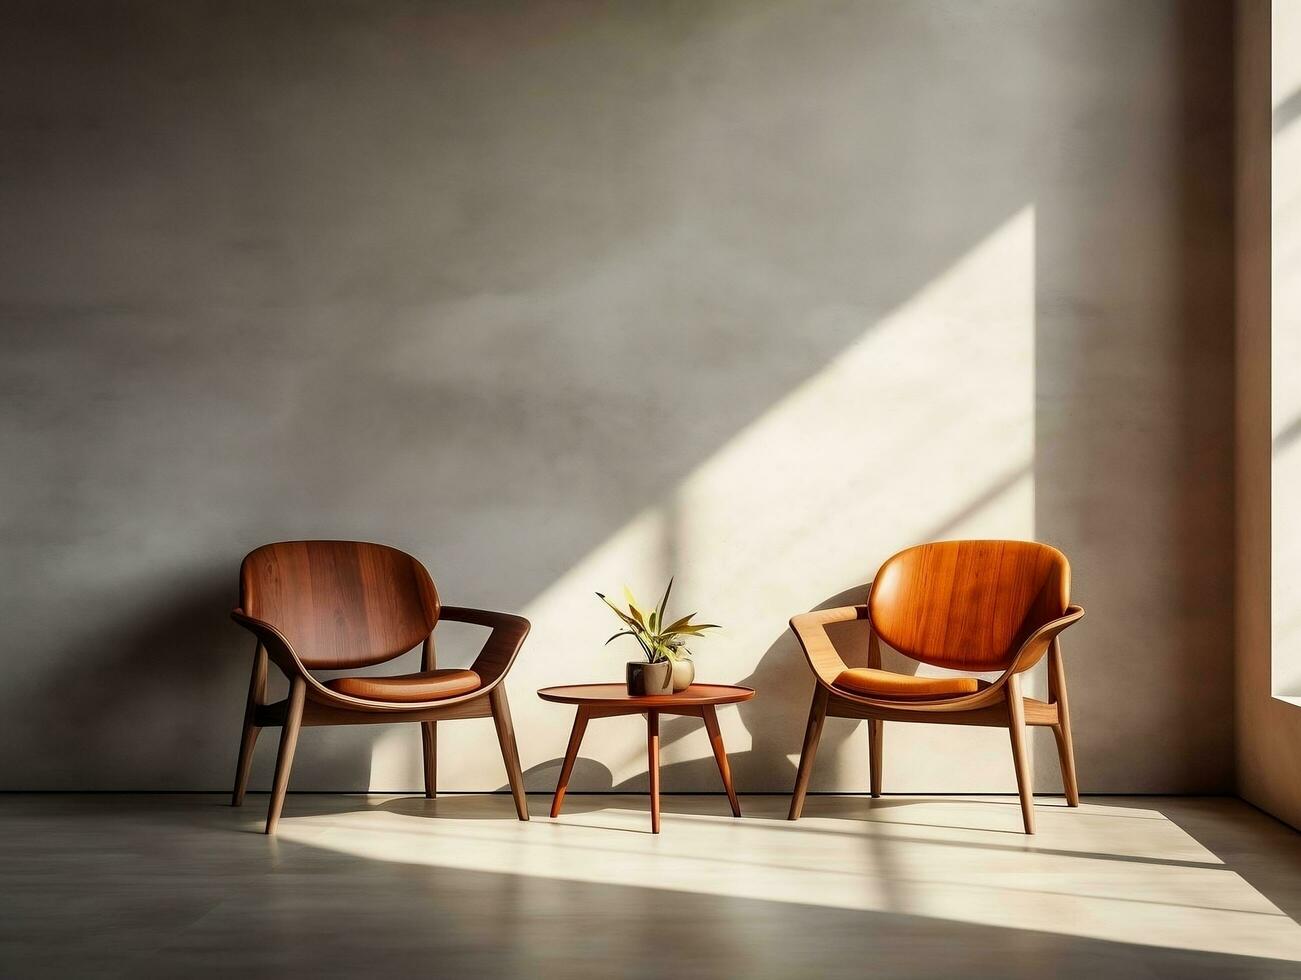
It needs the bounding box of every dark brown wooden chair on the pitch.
[787,540,1084,834]
[229,540,530,834]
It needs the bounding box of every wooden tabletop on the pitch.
[537,683,756,707]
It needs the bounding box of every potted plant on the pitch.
[598,579,720,695]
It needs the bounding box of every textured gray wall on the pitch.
[0,1,1234,792]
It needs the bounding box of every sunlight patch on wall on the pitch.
[371,206,1036,792]
[671,205,1035,666]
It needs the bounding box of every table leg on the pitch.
[550,706,590,818]
[647,709,661,834]
[701,705,741,817]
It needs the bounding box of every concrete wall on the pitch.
[1237,0,1301,830]
[0,1,1235,793]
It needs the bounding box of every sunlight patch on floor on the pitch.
[272,794,1301,961]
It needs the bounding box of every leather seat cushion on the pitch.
[326,668,482,703]
[833,667,980,699]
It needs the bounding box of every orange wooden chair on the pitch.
[229,540,530,834]
[787,540,1084,833]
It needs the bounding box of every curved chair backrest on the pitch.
[868,540,1070,672]
[239,541,440,670]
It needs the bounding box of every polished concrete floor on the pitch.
[2,793,1300,978]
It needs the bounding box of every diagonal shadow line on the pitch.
[1274,412,1301,452]
[629,798,1171,836]
[1150,799,1301,922]
[919,462,1032,540]
[1276,87,1301,134]
[766,814,1227,867]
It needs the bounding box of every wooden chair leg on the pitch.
[1006,673,1035,834]
[265,676,306,835]
[231,720,261,808]
[1050,723,1079,807]
[1048,640,1080,807]
[868,719,883,799]
[232,643,267,807]
[421,721,437,799]
[647,709,661,834]
[420,634,437,799]
[701,705,741,817]
[789,686,829,820]
[1051,715,1080,807]
[550,707,590,818]
[490,686,529,821]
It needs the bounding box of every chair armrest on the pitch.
[439,606,531,688]
[230,608,310,682]
[789,605,870,687]
[1006,604,1085,674]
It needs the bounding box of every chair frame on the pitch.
[230,603,530,834]
[787,593,1084,834]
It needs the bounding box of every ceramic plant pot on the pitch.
[670,658,695,692]
[626,659,674,696]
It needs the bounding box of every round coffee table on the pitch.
[537,683,756,833]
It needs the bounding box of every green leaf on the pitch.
[599,593,643,632]
[605,630,636,646]
[673,623,720,635]
[622,586,647,627]
[655,577,674,631]
[662,613,697,634]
